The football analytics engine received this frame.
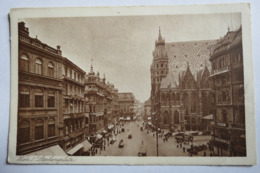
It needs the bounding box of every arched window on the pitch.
[183,93,189,114]
[34,88,43,107]
[164,111,169,125]
[19,87,30,107]
[166,93,170,105]
[222,109,227,122]
[222,91,227,102]
[48,118,55,137]
[48,62,54,77]
[35,59,42,74]
[47,90,55,107]
[35,119,44,140]
[18,120,30,144]
[161,93,165,104]
[172,93,176,103]
[20,55,29,71]
[176,93,180,101]
[191,93,197,113]
[174,111,179,124]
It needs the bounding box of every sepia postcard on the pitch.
[8,4,256,165]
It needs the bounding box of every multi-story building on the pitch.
[84,64,118,143]
[144,98,151,121]
[150,28,217,132]
[118,93,135,120]
[209,26,246,156]
[61,58,87,155]
[17,22,64,154]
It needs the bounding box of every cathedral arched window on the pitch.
[20,55,29,71]
[176,93,180,101]
[161,93,165,104]
[174,111,179,124]
[172,93,175,103]
[163,111,169,125]
[222,91,227,102]
[35,59,42,74]
[191,93,197,113]
[222,109,227,122]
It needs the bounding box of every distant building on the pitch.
[84,65,118,143]
[144,98,151,120]
[17,22,64,154]
[150,28,216,131]
[61,58,86,155]
[118,93,135,120]
[209,26,246,156]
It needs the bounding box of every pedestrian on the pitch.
[95,148,98,154]
[153,133,155,137]
[166,137,168,142]
[177,144,179,148]
[203,151,206,156]
[163,138,165,143]
[210,152,213,157]
[183,147,185,152]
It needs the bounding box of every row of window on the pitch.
[162,111,180,125]
[64,118,84,135]
[64,100,84,114]
[64,66,83,83]
[64,84,84,96]
[156,63,167,69]
[19,87,55,108]
[19,55,55,77]
[161,93,181,102]
[18,118,55,144]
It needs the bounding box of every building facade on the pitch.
[118,93,135,120]
[84,65,119,143]
[209,27,246,156]
[150,29,216,132]
[61,58,87,155]
[17,22,64,154]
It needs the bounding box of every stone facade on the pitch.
[150,28,216,132]
[17,22,64,154]
[209,26,246,156]
[84,65,119,143]
[118,93,135,120]
[61,58,86,155]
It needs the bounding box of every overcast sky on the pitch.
[21,13,241,102]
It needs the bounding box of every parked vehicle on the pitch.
[128,134,132,139]
[138,145,147,156]
[118,139,124,148]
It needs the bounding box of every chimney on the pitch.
[57,45,62,56]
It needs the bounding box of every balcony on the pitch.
[210,65,230,77]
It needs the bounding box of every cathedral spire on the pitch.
[155,27,165,46]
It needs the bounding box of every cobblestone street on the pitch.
[95,121,211,157]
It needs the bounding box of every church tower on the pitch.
[150,28,169,113]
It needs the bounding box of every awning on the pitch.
[81,140,92,152]
[26,145,67,156]
[148,122,152,125]
[148,117,151,120]
[96,134,103,139]
[67,143,84,155]
[102,130,108,134]
[202,114,213,120]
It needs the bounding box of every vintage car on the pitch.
[128,134,132,139]
[118,139,124,148]
[138,145,147,156]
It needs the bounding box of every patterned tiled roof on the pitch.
[160,40,217,89]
